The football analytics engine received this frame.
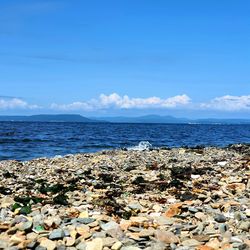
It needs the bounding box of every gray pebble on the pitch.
[214,214,227,223]
[49,228,65,240]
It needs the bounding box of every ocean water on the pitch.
[0,122,250,161]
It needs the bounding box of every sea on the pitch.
[0,122,250,161]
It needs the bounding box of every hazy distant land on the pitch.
[0,114,250,124]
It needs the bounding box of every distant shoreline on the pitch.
[0,114,250,124]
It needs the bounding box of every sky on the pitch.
[0,0,250,118]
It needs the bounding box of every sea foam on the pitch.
[127,141,152,151]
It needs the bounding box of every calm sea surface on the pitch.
[0,122,250,161]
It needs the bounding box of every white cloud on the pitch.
[50,102,93,111]
[0,97,39,110]
[201,95,250,111]
[51,93,191,111]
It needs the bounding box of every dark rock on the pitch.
[214,214,227,223]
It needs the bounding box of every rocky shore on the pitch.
[0,144,250,250]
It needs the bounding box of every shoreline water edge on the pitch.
[0,144,250,249]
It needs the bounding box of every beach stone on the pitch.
[1,197,14,208]
[182,239,200,247]
[128,226,141,232]
[130,216,148,224]
[106,227,124,239]
[152,204,162,212]
[76,241,87,250]
[148,241,166,250]
[214,214,227,223]
[77,217,96,224]
[217,161,227,166]
[121,247,141,250]
[197,246,214,250]
[155,230,179,244]
[100,221,119,231]
[92,231,106,238]
[245,209,250,217]
[206,238,221,248]
[188,207,199,213]
[165,203,182,218]
[26,232,38,241]
[79,210,89,218]
[219,223,228,234]
[120,220,132,231]
[27,241,37,249]
[57,245,66,250]
[33,214,44,227]
[231,236,243,243]
[76,225,90,236]
[239,221,250,231]
[111,241,123,250]
[35,246,47,250]
[85,238,103,250]
[102,237,117,247]
[128,202,143,211]
[139,228,155,237]
[49,228,65,240]
[0,239,8,249]
[40,238,56,250]
[193,235,210,242]
[10,234,26,244]
[66,237,76,246]
[16,220,33,231]
[44,218,54,227]
[153,216,173,225]
[195,212,206,221]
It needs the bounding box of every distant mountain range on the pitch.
[0,114,250,124]
[93,115,189,123]
[94,115,250,124]
[0,114,97,123]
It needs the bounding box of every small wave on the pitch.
[127,141,152,151]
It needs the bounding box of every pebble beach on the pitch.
[0,144,250,250]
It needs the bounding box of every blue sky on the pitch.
[0,0,250,118]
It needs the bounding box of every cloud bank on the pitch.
[51,93,191,111]
[1,94,250,112]
[0,97,39,110]
[201,95,250,111]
